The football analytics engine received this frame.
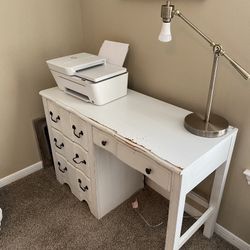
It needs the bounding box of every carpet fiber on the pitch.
[0,168,236,249]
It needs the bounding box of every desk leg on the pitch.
[165,173,186,250]
[203,162,228,238]
[203,135,237,238]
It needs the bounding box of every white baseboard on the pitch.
[215,224,250,250]
[0,161,43,188]
[146,178,250,250]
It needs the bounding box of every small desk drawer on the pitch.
[54,154,78,193]
[71,166,91,202]
[68,143,90,178]
[47,100,61,130]
[47,100,71,138]
[117,142,171,191]
[54,153,73,185]
[51,128,72,158]
[70,113,88,150]
[93,127,117,155]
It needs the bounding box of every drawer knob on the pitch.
[73,154,86,165]
[72,125,84,138]
[101,140,107,146]
[145,168,152,175]
[78,179,88,192]
[49,111,60,123]
[57,161,67,173]
[54,138,64,149]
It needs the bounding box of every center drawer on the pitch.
[117,142,171,191]
[93,127,171,192]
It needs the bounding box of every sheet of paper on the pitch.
[98,40,129,67]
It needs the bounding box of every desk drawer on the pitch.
[71,166,91,202]
[70,113,88,150]
[117,142,171,191]
[93,127,117,155]
[68,143,90,178]
[51,128,72,158]
[47,100,71,138]
[54,153,75,187]
[54,153,68,184]
[54,154,81,195]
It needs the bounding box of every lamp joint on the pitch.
[174,9,180,16]
[213,44,223,56]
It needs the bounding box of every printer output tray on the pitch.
[51,70,128,105]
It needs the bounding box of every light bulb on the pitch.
[158,22,172,42]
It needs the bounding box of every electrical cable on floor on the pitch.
[134,209,164,228]
[133,177,200,227]
[131,196,201,229]
[132,198,164,228]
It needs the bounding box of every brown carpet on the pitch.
[0,168,236,250]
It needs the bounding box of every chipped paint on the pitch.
[40,87,236,176]
[114,134,183,174]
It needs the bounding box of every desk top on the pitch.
[40,87,237,170]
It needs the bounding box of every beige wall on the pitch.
[80,0,250,243]
[0,0,84,178]
[1,0,249,244]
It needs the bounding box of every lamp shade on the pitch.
[158,22,172,42]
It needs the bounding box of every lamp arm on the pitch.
[174,10,215,47]
[174,10,250,80]
[222,52,250,80]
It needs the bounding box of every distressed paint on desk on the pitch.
[40,87,238,250]
[40,87,237,171]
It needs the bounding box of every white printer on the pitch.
[47,50,128,105]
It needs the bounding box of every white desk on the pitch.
[40,87,237,250]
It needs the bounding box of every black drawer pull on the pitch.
[145,168,152,175]
[101,140,107,146]
[57,161,67,173]
[73,154,86,165]
[54,138,64,149]
[78,179,88,192]
[72,125,84,138]
[49,111,60,123]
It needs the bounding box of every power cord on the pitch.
[132,198,164,228]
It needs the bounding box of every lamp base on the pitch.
[184,113,229,138]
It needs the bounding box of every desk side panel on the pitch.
[94,146,144,218]
[182,134,237,194]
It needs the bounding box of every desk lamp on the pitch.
[159,1,250,138]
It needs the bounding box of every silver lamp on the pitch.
[159,1,250,138]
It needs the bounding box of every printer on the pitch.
[47,51,128,105]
